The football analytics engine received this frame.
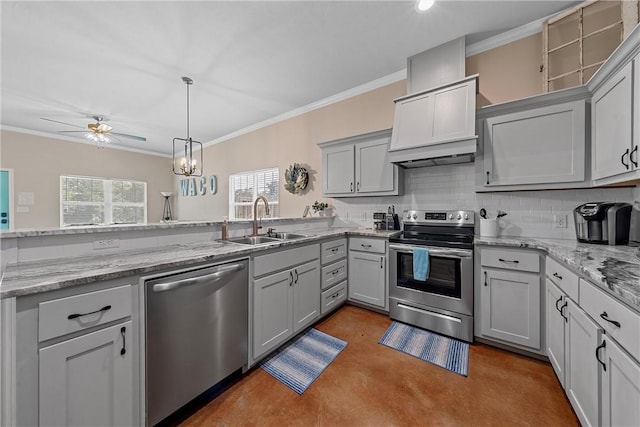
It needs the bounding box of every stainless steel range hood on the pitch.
[389,38,478,168]
[388,138,476,168]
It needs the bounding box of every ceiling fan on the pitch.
[41,116,147,145]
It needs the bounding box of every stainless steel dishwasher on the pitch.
[145,259,248,426]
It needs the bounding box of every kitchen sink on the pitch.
[270,232,308,240]
[225,236,281,245]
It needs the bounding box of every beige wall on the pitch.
[0,130,173,229]
[466,33,544,107]
[175,80,406,221]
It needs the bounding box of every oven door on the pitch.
[389,243,473,316]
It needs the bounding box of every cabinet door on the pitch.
[253,270,294,358]
[39,321,133,427]
[484,100,586,186]
[431,79,476,142]
[592,61,633,180]
[292,259,320,334]
[348,251,386,308]
[322,144,355,195]
[565,300,602,427]
[390,92,434,150]
[480,268,540,349]
[601,335,640,427]
[355,137,394,194]
[546,279,567,388]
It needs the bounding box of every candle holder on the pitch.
[161,192,173,222]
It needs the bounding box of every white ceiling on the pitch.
[1,1,577,156]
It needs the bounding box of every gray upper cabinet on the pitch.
[592,60,634,181]
[476,88,590,192]
[587,24,640,186]
[318,129,403,197]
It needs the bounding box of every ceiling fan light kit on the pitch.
[172,76,203,177]
[40,115,146,147]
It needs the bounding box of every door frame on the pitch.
[0,168,14,231]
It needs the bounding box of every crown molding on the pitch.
[0,125,171,158]
[203,69,407,148]
[466,14,552,57]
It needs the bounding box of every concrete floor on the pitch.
[180,305,579,426]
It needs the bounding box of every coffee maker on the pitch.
[573,202,632,245]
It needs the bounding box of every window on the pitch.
[229,168,279,220]
[60,175,147,227]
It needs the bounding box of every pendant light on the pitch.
[172,76,203,177]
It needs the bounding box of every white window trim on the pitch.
[60,175,148,227]
[228,167,279,220]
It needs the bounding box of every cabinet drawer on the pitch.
[321,238,347,265]
[39,285,132,342]
[321,259,347,291]
[481,248,539,273]
[321,281,347,315]
[349,237,385,254]
[546,257,579,302]
[580,278,640,362]
[254,244,320,277]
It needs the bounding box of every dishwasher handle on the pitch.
[152,263,245,293]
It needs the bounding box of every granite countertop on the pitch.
[476,236,640,313]
[0,228,399,298]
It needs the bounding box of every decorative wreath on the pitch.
[284,163,309,194]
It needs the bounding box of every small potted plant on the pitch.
[312,200,329,216]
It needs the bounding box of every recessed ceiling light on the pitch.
[416,0,435,12]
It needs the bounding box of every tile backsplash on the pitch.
[331,163,636,240]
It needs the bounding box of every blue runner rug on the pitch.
[261,328,347,394]
[379,321,469,376]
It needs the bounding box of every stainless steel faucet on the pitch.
[252,196,270,236]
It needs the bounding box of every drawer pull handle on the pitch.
[68,305,112,320]
[361,244,372,248]
[599,312,621,328]
[560,301,568,323]
[498,258,519,264]
[120,326,127,356]
[595,340,606,372]
[332,269,340,275]
[331,247,339,253]
[555,296,563,312]
[553,272,563,280]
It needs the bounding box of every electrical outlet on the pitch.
[93,238,120,249]
[553,214,567,228]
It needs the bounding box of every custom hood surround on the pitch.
[389,37,478,168]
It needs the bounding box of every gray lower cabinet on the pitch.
[320,238,348,316]
[348,237,386,309]
[601,334,640,427]
[476,91,590,192]
[546,279,567,387]
[252,244,320,360]
[39,321,133,427]
[476,247,543,353]
[565,299,601,427]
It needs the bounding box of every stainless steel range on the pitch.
[389,210,475,342]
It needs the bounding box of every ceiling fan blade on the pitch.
[58,130,89,134]
[110,132,147,142]
[41,117,85,129]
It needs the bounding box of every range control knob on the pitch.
[406,213,412,220]
[412,213,418,220]
[464,214,470,220]
[448,214,454,220]
[457,214,462,220]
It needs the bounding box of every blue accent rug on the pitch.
[379,321,469,376]
[261,328,347,394]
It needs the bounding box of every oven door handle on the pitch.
[389,244,472,259]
